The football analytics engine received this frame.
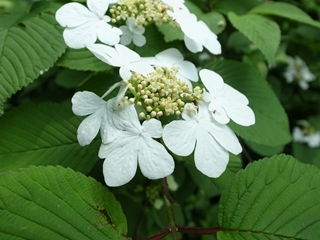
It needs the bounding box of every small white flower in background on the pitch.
[55,0,122,49]
[284,56,315,90]
[99,104,175,187]
[141,48,198,88]
[71,91,121,146]
[167,175,178,191]
[163,101,242,178]
[292,125,320,148]
[200,69,255,126]
[153,199,164,210]
[119,18,146,47]
[87,43,154,80]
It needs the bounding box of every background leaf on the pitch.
[0,2,66,114]
[0,102,100,174]
[218,154,320,239]
[205,60,291,147]
[249,2,320,29]
[228,12,281,66]
[0,166,128,239]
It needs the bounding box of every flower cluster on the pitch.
[56,0,255,187]
[284,56,315,90]
[293,121,320,148]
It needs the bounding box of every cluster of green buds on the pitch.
[119,67,203,120]
[109,0,173,26]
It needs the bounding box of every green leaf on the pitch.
[199,12,226,35]
[0,2,66,115]
[214,0,260,15]
[205,60,291,146]
[0,166,128,239]
[0,102,100,174]
[56,48,112,72]
[184,1,203,18]
[55,68,90,89]
[249,2,320,29]
[228,12,280,66]
[218,154,320,239]
[157,23,184,42]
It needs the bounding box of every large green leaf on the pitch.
[218,154,320,239]
[205,60,291,146]
[0,2,66,114]
[0,102,100,174]
[0,166,128,239]
[56,48,112,72]
[249,2,320,29]
[228,12,280,66]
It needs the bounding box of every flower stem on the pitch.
[164,197,179,240]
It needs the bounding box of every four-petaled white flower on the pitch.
[141,48,198,88]
[200,69,255,126]
[87,43,154,80]
[119,18,146,47]
[99,104,175,187]
[71,91,121,146]
[55,0,122,49]
[293,126,320,148]
[167,7,221,54]
[163,101,242,178]
[284,56,315,90]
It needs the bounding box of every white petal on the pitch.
[163,120,196,156]
[200,69,224,95]
[142,119,163,138]
[126,17,136,31]
[119,66,132,80]
[119,25,131,35]
[72,91,105,116]
[205,121,242,155]
[128,62,154,76]
[223,102,255,126]
[156,48,183,65]
[197,21,221,54]
[115,44,140,63]
[77,109,103,146]
[100,133,139,186]
[208,101,230,124]
[133,34,146,47]
[184,35,203,53]
[100,99,122,143]
[138,138,174,179]
[56,3,97,28]
[87,0,109,18]
[113,104,141,133]
[96,22,121,46]
[222,84,249,105]
[299,81,309,90]
[63,23,97,49]
[194,131,229,178]
[87,44,120,66]
[175,61,198,82]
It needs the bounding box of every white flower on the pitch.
[71,91,121,146]
[162,0,185,8]
[284,56,315,90]
[99,104,174,187]
[119,18,146,47]
[200,69,255,126]
[163,101,242,178]
[87,44,154,80]
[293,126,320,148]
[141,48,198,88]
[167,8,221,54]
[55,0,122,49]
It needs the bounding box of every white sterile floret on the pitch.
[200,69,255,126]
[162,0,185,8]
[141,48,198,88]
[292,126,320,148]
[167,7,221,54]
[55,0,122,49]
[71,91,121,146]
[284,56,315,90]
[87,43,154,80]
[163,101,242,178]
[99,104,174,187]
[119,18,146,47]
